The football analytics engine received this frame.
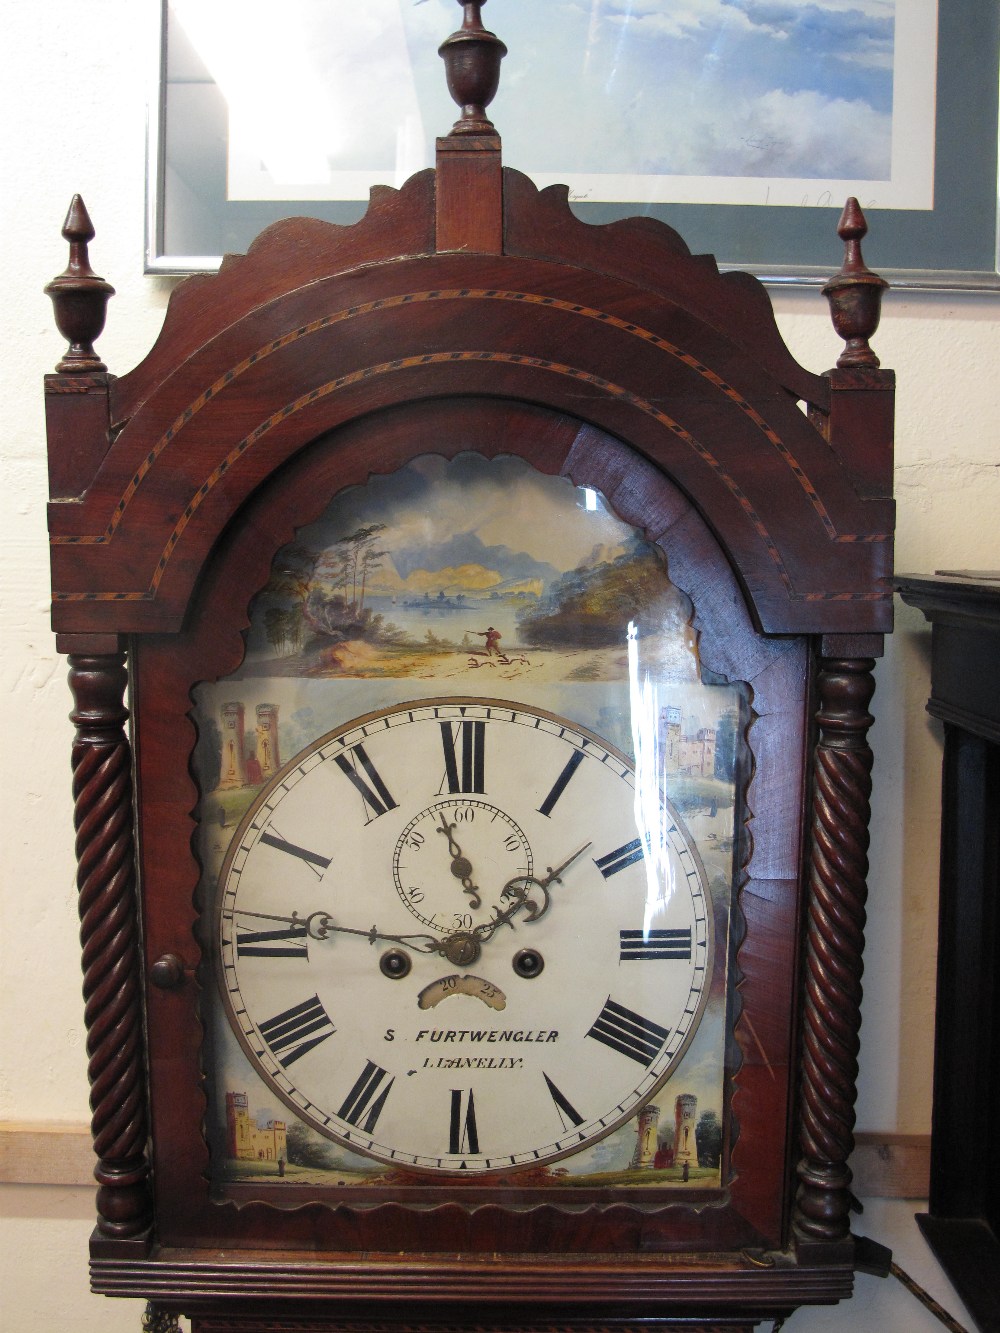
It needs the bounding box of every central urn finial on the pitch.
[439,0,507,136]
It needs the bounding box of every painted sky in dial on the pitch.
[300,453,634,601]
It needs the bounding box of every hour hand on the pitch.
[232,908,444,956]
[436,812,482,908]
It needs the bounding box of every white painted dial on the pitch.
[217,698,713,1174]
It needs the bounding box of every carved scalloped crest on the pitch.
[111,172,438,428]
[111,160,834,434]
[501,169,829,408]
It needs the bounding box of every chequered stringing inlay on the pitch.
[51,289,889,605]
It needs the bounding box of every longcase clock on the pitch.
[43,5,894,1331]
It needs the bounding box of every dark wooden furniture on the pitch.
[896,572,1000,1333]
[42,5,894,1330]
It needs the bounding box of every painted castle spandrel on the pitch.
[219,702,281,790]
[225,1091,287,1168]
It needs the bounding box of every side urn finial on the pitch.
[822,198,888,369]
[44,195,115,373]
[439,0,507,136]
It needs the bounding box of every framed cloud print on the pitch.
[150,0,1000,286]
[45,2,895,1328]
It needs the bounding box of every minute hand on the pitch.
[475,841,592,943]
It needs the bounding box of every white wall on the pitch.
[2,4,998,1332]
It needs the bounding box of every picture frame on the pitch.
[147,0,1000,290]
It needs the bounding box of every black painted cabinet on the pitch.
[897,572,1000,1333]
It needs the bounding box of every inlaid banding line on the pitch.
[53,350,888,605]
[51,288,878,550]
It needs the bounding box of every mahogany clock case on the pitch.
[132,396,810,1253]
[43,10,894,1319]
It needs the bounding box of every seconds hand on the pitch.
[231,910,447,956]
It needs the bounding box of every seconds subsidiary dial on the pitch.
[218,699,713,1173]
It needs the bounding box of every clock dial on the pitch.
[218,698,713,1173]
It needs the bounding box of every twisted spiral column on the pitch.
[794,657,875,1243]
[69,651,152,1238]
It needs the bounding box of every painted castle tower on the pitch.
[255,703,280,779]
[658,707,717,776]
[217,702,281,790]
[630,1103,660,1169]
[674,1093,698,1167]
[219,703,248,790]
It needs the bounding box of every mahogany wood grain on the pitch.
[91,1246,853,1312]
[435,137,503,253]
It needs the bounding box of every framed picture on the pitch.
[147,0,1000,289]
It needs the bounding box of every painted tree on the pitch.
[266,543,319,611]
[695,1110,723,1168]
[332,523,388,615]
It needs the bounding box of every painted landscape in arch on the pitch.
[235,453,698,684]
